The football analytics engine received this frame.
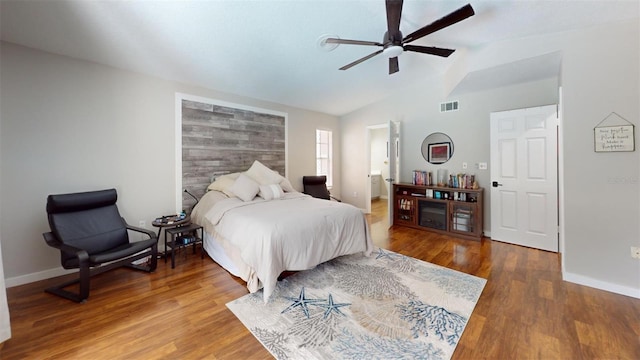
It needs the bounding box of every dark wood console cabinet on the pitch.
[393,183,484,240]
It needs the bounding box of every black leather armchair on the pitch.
[43,188,158,303]
[302,175,341,202]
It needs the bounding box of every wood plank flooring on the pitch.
[2,199,639,359]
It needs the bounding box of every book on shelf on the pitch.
[412,170,432,186]
[445,173,477,189]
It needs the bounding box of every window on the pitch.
[316,129,333,187]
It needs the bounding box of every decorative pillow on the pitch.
[222,172,241,180]
[245,160,284,185]
[229,174,260,202]
[259,184,284,200]
[207,176,236,197]
[279,177,296,193]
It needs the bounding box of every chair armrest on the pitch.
[43,232,89,265]
[124,220,157,240]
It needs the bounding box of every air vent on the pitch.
[440,101,459,113]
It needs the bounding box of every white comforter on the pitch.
[192,191,373,302]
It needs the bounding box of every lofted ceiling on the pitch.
[1,0,638,116]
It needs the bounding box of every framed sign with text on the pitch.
[594,125,635,152]
[594,112,635,152]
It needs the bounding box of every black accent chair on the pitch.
[43,188,158,303]
[302,175,341,202]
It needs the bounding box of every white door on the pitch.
[490,105,558,252]
[387,120,401,227]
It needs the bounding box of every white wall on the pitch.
[341,77,558,232]
[558,22,639,295]
[340,19,640,297]
[0,42,340,284]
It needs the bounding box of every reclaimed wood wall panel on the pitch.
[181,99,286,211]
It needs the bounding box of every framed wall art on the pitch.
[428,142,451,164]
[594,112,635,152]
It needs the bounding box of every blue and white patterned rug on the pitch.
[226,248,486,360]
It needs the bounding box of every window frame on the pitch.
[315,129,333,188]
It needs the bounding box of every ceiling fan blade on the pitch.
[339,49,384,70]
[386,0,403,41]
[402,3,475,44]
[389,57,399,74]
[326,38,383,47]
[404,45,455,57]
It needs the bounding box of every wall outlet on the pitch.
[631,246,640,259]
[462,162,468,169]
[352,191,358,198]
[138,221,147,241]
[478,162,488,170]
[136,220,149,240]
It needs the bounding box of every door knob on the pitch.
[492,181,503,187]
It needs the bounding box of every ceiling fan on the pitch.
[326,0,475,74]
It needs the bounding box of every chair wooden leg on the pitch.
[149,244,158,271]
[44,274,87,303]
[78,263,90,301]
[45,247,158,303]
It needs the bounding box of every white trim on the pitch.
[364,127,372,214]
[175,94,183,214]
[563,272,640,299]
[315,129,334,188]
[174,93,289,211]
[5,267,75,288]
[558,86,566,272]
[0,235,10,342]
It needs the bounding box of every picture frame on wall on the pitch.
[594,125,635,152]
[428,142,451,164]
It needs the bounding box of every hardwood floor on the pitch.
[2,199,639,359]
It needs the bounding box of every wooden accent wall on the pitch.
[181,99,286,211]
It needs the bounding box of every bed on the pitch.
[190,169,373,302]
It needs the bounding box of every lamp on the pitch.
[383,45,403,58]
[183,189,199,213]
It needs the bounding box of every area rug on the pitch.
[226,248,486,360]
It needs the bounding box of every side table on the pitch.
[152,215,190,258]
[165,223,203,268]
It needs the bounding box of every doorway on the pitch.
[366,124,390,221]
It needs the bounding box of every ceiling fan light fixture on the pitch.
[383,45,403,58]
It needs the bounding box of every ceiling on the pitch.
[1,1,638,116]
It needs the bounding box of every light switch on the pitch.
[462,162,468,169]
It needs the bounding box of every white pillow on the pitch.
[245,160,284,185]
[229,174,260,202]
[279,177,296,193]
[259,184,284,200]
[222,172,241,180]
[207,176,236,197]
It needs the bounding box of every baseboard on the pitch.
[483,230,491,238]
[563,271,640,299]
[5,267,74,288]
